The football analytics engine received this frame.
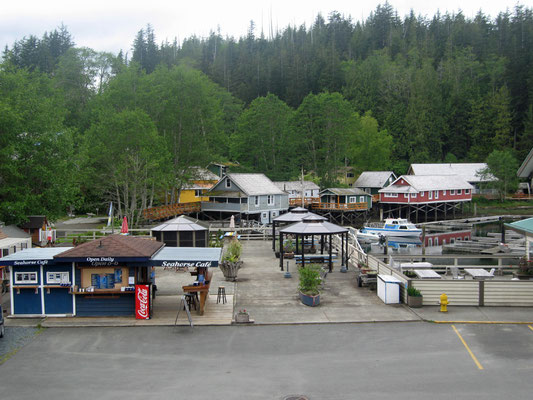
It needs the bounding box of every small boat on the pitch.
[355,229,381,243]
[361,218,422,238]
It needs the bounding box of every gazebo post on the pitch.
[296,235,299,254]
[340,232,347,273]
[279,232,284,271]
[272,220,276,251]
[328,234,333,272]
[321,234,324,254]
[301,233,305,269]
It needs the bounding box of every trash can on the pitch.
[377,274,401,304]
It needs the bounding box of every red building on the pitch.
[378,175,473,222]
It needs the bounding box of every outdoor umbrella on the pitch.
[121,216,129,234]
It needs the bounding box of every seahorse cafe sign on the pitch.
[86,257,119,266]
[161,261,213,268]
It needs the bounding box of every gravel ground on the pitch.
[0,326,41,364]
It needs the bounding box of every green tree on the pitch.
[231,93,295,179]
[481,149,519,201]
[349,112,393,171]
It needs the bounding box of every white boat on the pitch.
[355,229,381,243]
[361,218,422,238]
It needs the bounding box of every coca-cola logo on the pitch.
[136,287,149,319]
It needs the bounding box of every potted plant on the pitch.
[219,239,243,281]
[298,264,321,306]
[284,238,295,259]
[515,257,533,280]
[406,286,423,308]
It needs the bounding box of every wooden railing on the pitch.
[142,202,201,221]
[312,202,368,211]
[289,197,320,207]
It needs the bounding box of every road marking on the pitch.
[452,325,484,370]
[528,325,533,332]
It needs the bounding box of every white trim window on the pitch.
[435,191,439,199]
[254,196,259,206]
[465,189,470,194]
[267,195,274,205]
[458,189,463,195]
[384,193,398,198]
[47,271,70,284]
[349,196,356,203]
[359,196,365,203]
[450,189,456,195]
[404,193,409,199]
[411,193,417,198]
[15,272,38,284]
[225,179,231,188]
[429,191,433,200]
[443,190,446,196]
[420,192,425,197]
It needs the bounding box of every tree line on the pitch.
[1,3,531,225]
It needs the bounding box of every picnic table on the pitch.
[413,269,441,279]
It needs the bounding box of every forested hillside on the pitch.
[1,4,532,224]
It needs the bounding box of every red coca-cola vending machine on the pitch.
[135,284,151,319]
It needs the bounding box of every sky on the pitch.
[1,1,525,55]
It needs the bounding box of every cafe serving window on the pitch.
[15,272,38,284]
[80,267,128,291]
[47,271,70,284]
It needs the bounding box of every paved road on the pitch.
[0,323,532,400]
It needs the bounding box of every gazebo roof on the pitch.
[151,215,208,232]
[273,211,327,223]
[505,218,533,237]
[280,220,348,235]
[291,207,308,213]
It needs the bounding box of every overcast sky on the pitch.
[1,1,525,55]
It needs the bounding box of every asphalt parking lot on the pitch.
[0,322,532,400]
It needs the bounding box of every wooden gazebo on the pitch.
[151,215,208,247]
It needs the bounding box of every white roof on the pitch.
[518,148,533,178]
[274,181,320,191]
[0,248,66,263]
[354,171,396,188]
[379,175,474,193]
[225,173,285,196]
[409,163,495,183]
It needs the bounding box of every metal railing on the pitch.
[312,202,368,211]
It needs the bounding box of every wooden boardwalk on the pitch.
[142,202,201,221]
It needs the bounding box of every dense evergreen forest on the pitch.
[1,3,532,225]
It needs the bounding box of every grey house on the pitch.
[202,173,289,224]
[353,171,397,199]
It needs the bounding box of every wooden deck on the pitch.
[142,202,201,221]
[289,197,320,207]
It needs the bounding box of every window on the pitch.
[428,238,433,246]
[450,189,455,195]
[195,189,202,197]
[267,195,274,205]
[225,179,231,188]
[347,172,354,178]
[254,196,259,206]
[429,191,433,200]
[1,249,8,257]
[384,193,398,198]
[420,192,425,197]
[443,190,446,196]
[15,272,38,284]
[434,238,438,246]
[411,193,417,198]
[359,196,365,203]
[47,272,70,284]
[21,242,28,249]
[435,191,439,199]
[404,193,409,199]
[458,189,462,195]
[465,189,470,194]
[349,196,356,203]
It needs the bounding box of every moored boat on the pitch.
[361,218,422,238]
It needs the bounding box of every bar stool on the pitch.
[217,286,227,304]
[184,293,197,310]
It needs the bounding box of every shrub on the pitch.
[407,286,422,297]
[298,264,322,296]
[223,239,242,262]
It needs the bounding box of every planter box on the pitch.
[235,313,250,323]
[299,291,320,307]
[407,295,423,308]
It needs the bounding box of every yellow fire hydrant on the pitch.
[440,293,449,313]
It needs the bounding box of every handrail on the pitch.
[312,202,368,210]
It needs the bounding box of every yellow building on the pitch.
[178,167,219,203]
